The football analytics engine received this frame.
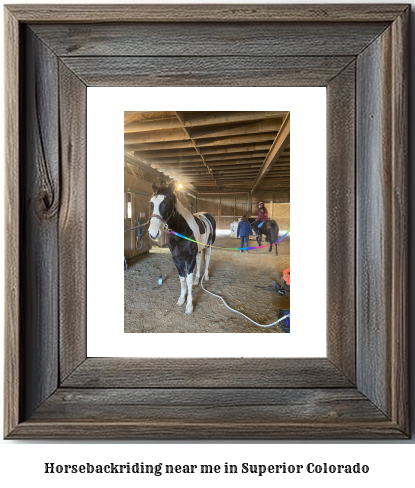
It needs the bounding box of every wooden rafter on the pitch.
[251,112,290,192]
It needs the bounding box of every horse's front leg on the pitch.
[268,242,273,253]
[173,259,187,306]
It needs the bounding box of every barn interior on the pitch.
[124,111,290,333]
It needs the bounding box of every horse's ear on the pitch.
[152,182,158,193]
[167,181,175,192]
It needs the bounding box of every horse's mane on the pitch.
[175,198,200,241]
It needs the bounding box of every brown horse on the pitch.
[251,219,280,255]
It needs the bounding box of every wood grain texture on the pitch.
[31,22,388,57]
[20,29,60,420]
[326,62,356,383]
[356,27,392,418]
[62,358,352,389]
[32,388,386,423]
[6,4,409,23]
[7,421,406,441]
[356,32,387,415]
[4,4,410,440]
[4,6,21,438]
[356,15,408,431]
[389,9,409,432]
[61,56,355,87]
[58,63,87,381]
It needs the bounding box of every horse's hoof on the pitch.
[204,275,209,281]
[185,305,194,314]
[268,249,272,253]
[177,298,185,306]
[193,278,199,286]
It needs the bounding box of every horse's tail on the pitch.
[270,220,279,243]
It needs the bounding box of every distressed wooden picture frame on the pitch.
[4,4,409,439]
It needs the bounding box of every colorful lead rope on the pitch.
[169,228,290,251]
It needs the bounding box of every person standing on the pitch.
[237,215,253,252]
[253,202,269,236]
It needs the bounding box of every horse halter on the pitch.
[149,195,176,231]
[149,209,175,230]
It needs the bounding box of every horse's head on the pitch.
[148,182,176,240]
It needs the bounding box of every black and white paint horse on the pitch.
[148,182,216,314]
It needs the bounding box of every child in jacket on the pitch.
[237,216,253,252]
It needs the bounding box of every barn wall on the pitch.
[197,191,290,230]
[251,191,290,215]
[124,163,155,258]
[268,203,290,231]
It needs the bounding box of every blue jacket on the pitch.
[237,220,253,238]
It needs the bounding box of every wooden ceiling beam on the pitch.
[182,111,287,128]
[149,160,206,167]
[206,158,287,166]
[125,127,189,144]
[199,143,272,155]
[265,178,291,181]
[203,164,263,171]
[180,178,218,183]
[126,140,282,154]
[151,162,262,170]
[163,171,211,176]
[251,113,290,192]
[133,149,199,159]
[171,176,213,181]
[212,169,259,175]
[214,177,256,181]
[199,159,265,167]
[195,133,276,147]
[191,181,218,184]
[125,140,195,151]
[204,152,269,162]
[188,119,281,140]
[124,117,182,133]
[151,166,207,173]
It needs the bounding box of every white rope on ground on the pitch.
[200,272,290,329]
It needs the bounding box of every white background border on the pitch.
[87,87,326,358]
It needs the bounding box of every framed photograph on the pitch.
[4,4,409,439]
[89,88,325,358]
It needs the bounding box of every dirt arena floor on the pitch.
[124,233,290,333]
